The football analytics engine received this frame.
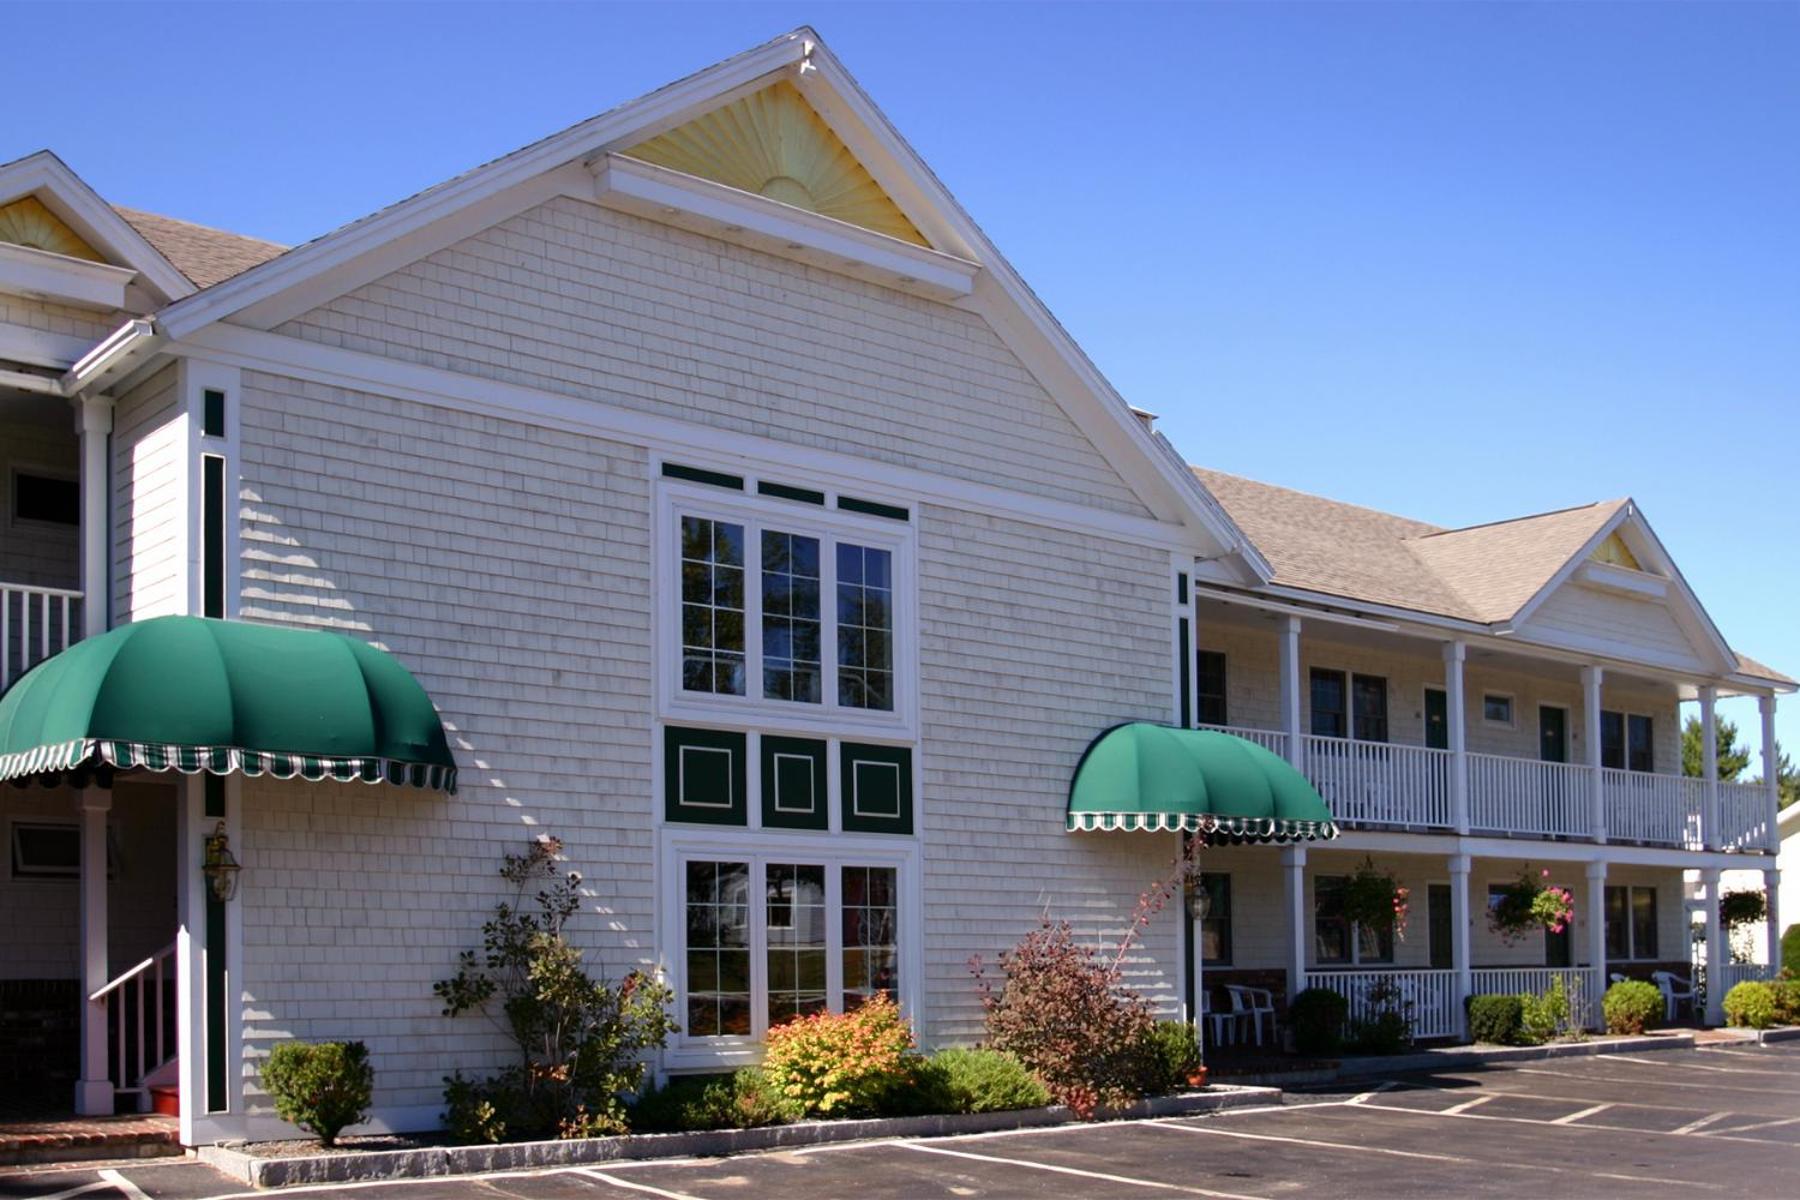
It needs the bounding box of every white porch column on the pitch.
[1585,860,1607,1030]
[75,786,113,1115]
[1281,844,1307,1003]
[1583,666,1606,843]
[1445,642,1469,835]
[1701,867,1725,1025]
[74,393,113,638]
[1766,869,1783,974]
[1449,853,1472,1039]
[1701,685,1720,851]
[1279,616,1302,768]
[1761,694,1781,853]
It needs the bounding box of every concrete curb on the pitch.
[1754,1026,1800,1045]
[198,1084,1282,1189]
[1332,1031,1697,1079]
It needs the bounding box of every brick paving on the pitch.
[0,1114,180,1166]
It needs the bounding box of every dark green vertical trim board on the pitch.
[204,774,227,1113]
[202,390,226,439]
[1177,573,1189,605]
[1178,618,1192,728]
[1181,834,1197,1019]
[202,454,225,619]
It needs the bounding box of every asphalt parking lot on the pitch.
[5,1042,1796,1200]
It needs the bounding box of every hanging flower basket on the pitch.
[1343,856,1410,940]
[1720,889,1767,930]
[1488,868,1574,945]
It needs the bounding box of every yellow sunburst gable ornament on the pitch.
[623,81,927,246]
[0,195,103,261]
[1591,531,1643,572]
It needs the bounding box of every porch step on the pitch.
[0,1114,181,1167]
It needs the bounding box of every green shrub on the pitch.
[762,993,917,1119]
[1345,977,1413,1055]
[1518,976,1572,1045]
[1783,924,1800,976]
[1466,994,1524,1045]
[1603,980,1663,1036]
[261,1040,373,1147]
[910,1049,1051,1114]
[1770,979,1800,1025]
[1144,1021,1203,1093]
[628,1069,792,1133]
[1723,981,1778,1030]
[1290,988,1349,1056]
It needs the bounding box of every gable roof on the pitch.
[1192,467,1793,686]
[114,207,286,289]
[0,151,195,302]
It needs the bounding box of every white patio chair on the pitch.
[1200,988,1238,1048]
[1651,971,1695,1022]
[1225,984,1277,1047]
[1609,972,1627,985]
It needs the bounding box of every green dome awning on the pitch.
[1069,723,1335,842]
[0,616,456,792]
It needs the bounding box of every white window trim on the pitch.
[7,463,81,532]
[9,819,82,879]
[1312,873,1396,967]
[656,827,922,1071]
[1606,883,1661,962]
[654,475,918,740]
[1481,691,1517,729]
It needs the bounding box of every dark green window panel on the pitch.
[836,495,909,522]
[202,454,226,620]
[839,742,913,835]
[662,462,744,491]
[202,389,226,439]
[664,727,747,825]
[757,480,826,506]
[761,735,827,830]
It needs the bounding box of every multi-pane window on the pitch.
[1601,711,1625,769]
[1195,651,1228,726]
[842,865,899,1008]
[836,545,893,711]
[681,517,746,695]
[1196,872,1231,965]
[1483,694,1514,725]
[1311,670,1387,742]
[1315,875,1393,965]
[682,857,902,1040]
[1310,669,1346,738]
[1604,885,1659,960]
[685,860,751,1036]
[762,533,821,703]
[1600,711,1655,773]
[765,863,828,1023]
[1352,675,1389,743]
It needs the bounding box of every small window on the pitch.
[1196,873,1231,966]
[1310,669,1347,739]
[1627,715,1654,774]
[1483,694,1515,726]
[1195,651,1228,726]
[10,822,80,878]
[1604,885,1659,960]
[12,472,78,527]
[1601,711,1626,770]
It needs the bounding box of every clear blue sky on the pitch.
[13,2,1797,763]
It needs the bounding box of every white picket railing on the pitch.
[1302,736,1453,830]
[1,583,82,690]
[1604,769,1705,849]
[90,941,178,1100]
[1470,967,1600,1031]
[1719,782,1773,852]
[1716,962,1773,993]
[1468,754,1590,837]
[1196,723,1289,756]
[1305,968,1462,1040]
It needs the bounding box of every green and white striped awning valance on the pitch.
[1067,810,1339,841]
[0,617,458,794]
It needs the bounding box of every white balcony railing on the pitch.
[1717,963,1774,993]
[1197,723,1289,756]
[1605,769,1705,849]
[1,583,82,690]
[1305,968,1461,1040]
[1468,754,1589,838]
[1719,782,1774,852]
[1470,966,1600,1030]
[1303,735,1453,830]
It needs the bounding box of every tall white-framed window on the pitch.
[661,831,918,1068]
[656,480,915,735]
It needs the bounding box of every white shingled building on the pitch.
[0,29,1788,1145]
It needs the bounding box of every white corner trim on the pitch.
[0,242,138,310]
[168,323,1203,552]
[593,155,978,301]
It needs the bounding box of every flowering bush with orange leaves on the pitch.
[761,992,917,1118]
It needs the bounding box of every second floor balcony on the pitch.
[2,580,83,690]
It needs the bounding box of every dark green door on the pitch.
[1429,883,1453,969]
[1539,706,1567,763]
[1425,688,1448,751]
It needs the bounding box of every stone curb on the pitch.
[1754,1026,1800,1045]
[198,1084,1282,1189]
[1332,1031,1697,1079]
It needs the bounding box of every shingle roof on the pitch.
[1192,467,1791,684]
[114,206,286,289]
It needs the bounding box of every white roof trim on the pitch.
[0,151,195,302]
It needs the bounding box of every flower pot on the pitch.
[1186,1066,1209,1088]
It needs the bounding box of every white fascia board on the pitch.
[61,318,159,395]
[155,35,811,340]
[0,151,194,302]
[1190,583,1400,633]
[0,323,93,370]
[0,242,136,310]
[592,155,978,302]
[1576,560,1669,599]
[169,322,1198,552]
[1327,829,1758,871]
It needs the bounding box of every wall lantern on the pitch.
[203,821,241,902]
[1185,882,1211,921]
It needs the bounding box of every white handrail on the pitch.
[89,943,174,1003]
[1470,966,1599,1031]
[1302,735,1453,830]
[1304,968,1461,1040]
[1195,723,1288,755]
[1468,754,1589,837]
[1,582,83,688]
[91,941,177,1098]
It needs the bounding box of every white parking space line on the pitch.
[1508,1066,1776,1095]
[1550,1103,1614,1125]
[1142,1120,1687,1187]
[1699,1114,1800,1137]
[200,1163,700,1200]
[576,1167,713,1200]
[1611,1054,1794,1077]
[1441,1094,1497,1116]
[96,1171,151,1200]
[1672,1112,1733,1135]
[896,1140,1264,1198]
[1346,1080,1400,1105]
[21,1180,115,1200]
